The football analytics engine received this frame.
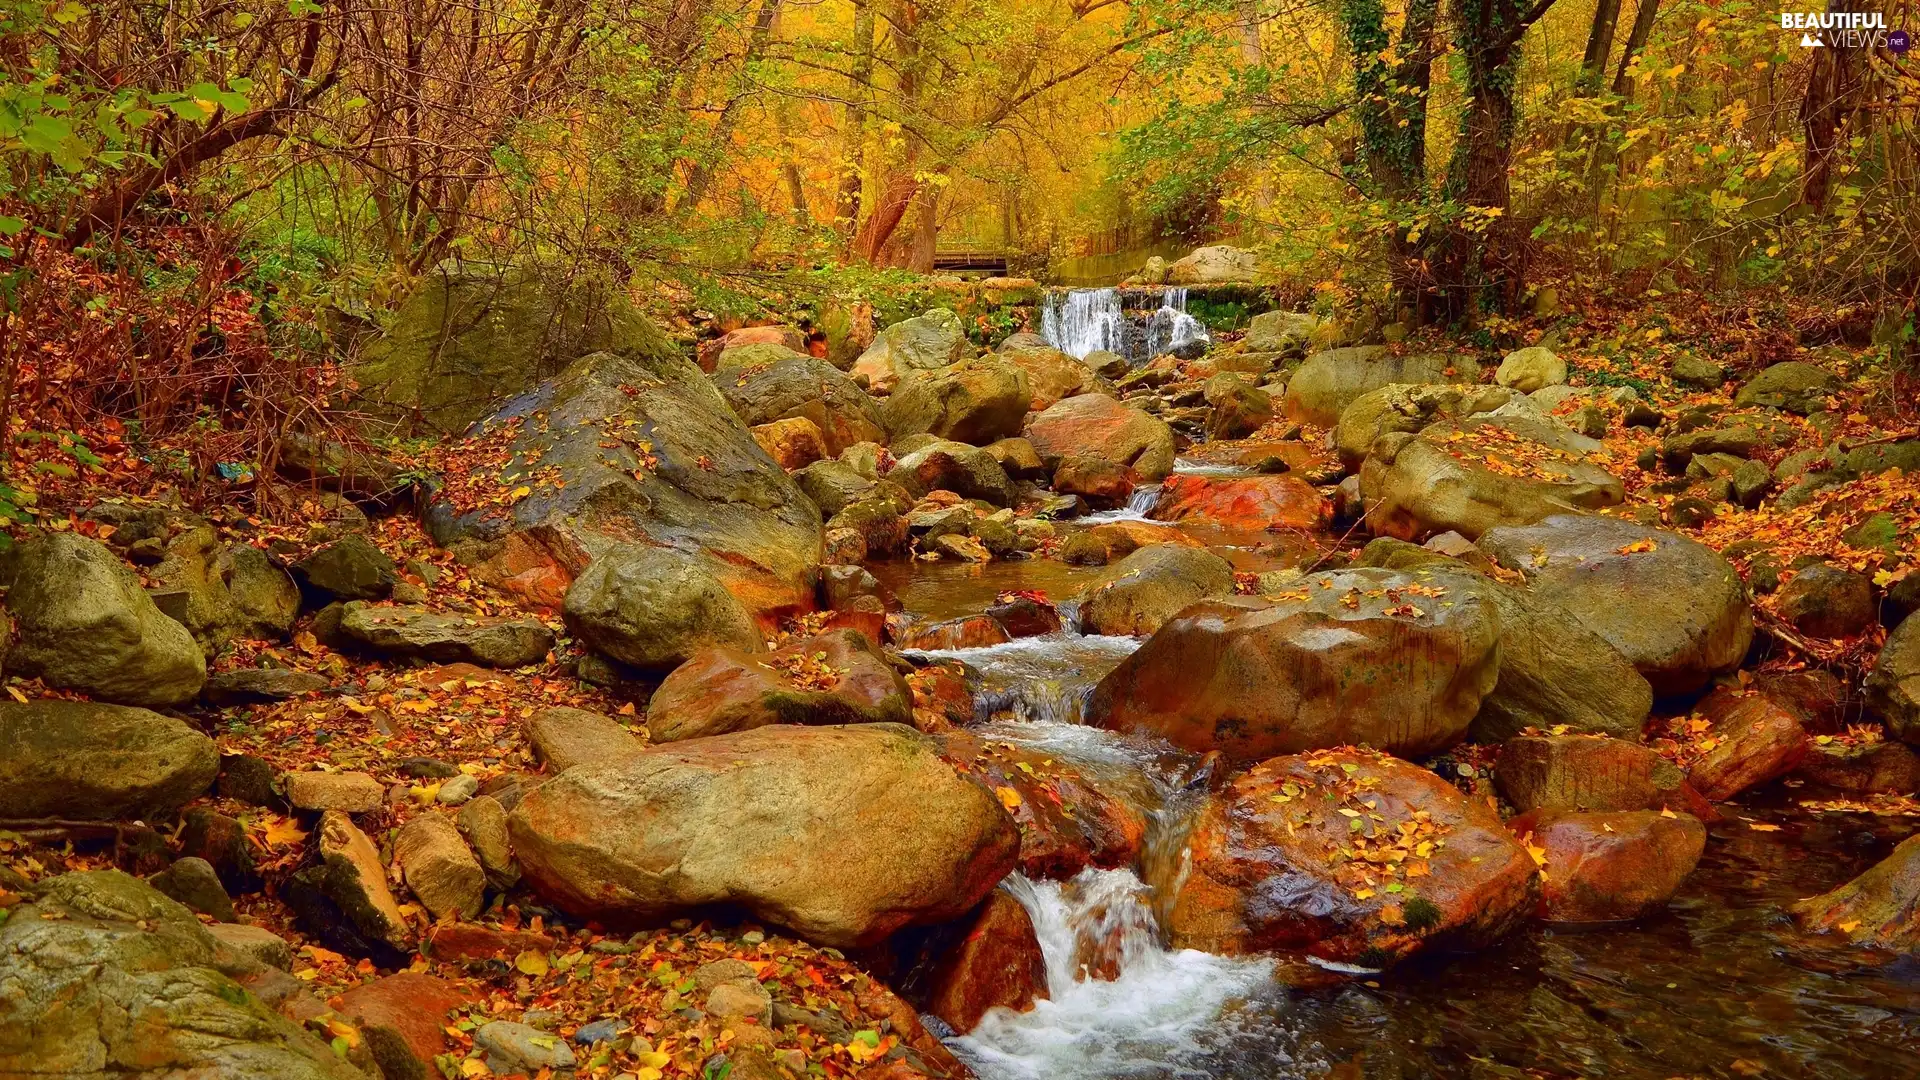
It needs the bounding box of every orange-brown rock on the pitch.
[1167,749,1536,965]
[646,628,912,743]
[422,922,558,962]
[337,972,478,1080]
[1795,738,1920,794]
[1507,809,1705,923]
[924,890,1049,1033]
[1792,832,1920,951]
[1090,568,1501,761]
[908,660,975,730]
[1685,686,1812,801]
[1496,735,1713,817]
[1052,455,1135,510]
[1022,394,1175,480]
[939,730,1147,879]
[1057,520,1201,566]
[751,417,830,471]
[1148,474,1329,532]
[896,614,1011,651]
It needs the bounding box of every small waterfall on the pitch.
[1041,288,1210,363]
[1078,482,1163,525]
[904,634,1140,725]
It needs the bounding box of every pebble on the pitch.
[574,1019,622,1045]
[437,773,481,805]
[475,1020,576,1072]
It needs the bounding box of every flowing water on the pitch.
[915,626,1920,1080]
[1040,288,1210,363]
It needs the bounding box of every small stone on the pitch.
[1777,564,1877,639]
[202,667,329,706]
[207,922,294,971]
[436,773,481,805]
[932,533,992,563]
[1671,354,1725,388]
[475,1020,577,1074]
[285,771,385,813]
[292,533,397,601]
[216,753,280,808]
[149,857,236,922]
[286,810,414,960]
[399,756,461,779]
[179,808,262,894]
[423,922,557,962]
[526,707,645,773]
[694,958,760,992]
[574,1019,622,1046]
[706,980,774,1025]
[393,813,485,920]
[459,794,520,888]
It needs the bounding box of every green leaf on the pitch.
[850,1030,881,1049]
[0,217,24,237]
[19,116,72,155]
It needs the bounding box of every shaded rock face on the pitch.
[1204,375,1274,440]
[293,533,397,601]
[1074,544,1236,637]
[1792,831,1920,951]
[508,724,1019,947]
[1797,739,1920,795]
[1508,810,1705,923]
[1284,348,1482,428]
[0,700,218,820]
[337,972,476,1080]
[850,309,970,394]
[713,346,886,456]
[1774,564,1876,639]
[1022,394,1177,481]
[1868,613,1920,744]
[4,532,206,707]
[924,890,1048,1034]
[1496,735,1704,815]
[0,870,362,1079]
[338,602,555,668]
[227,544,301,641]
[937,730,1147,880]
[882,356,1033,446]
[1167,750,1536,965]
[1001,343,1110,411]
[424,350,821,618]
[1360,417,1624,542]
[1148,474,1330,532]
[563,544,765,671]
[1478,515,1753,697]
[1089,567,1502,762]
[646,628,913,743]
[350,262,681,435]
[286,810,415,962]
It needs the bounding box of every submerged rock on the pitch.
[508,724,1018,947]
[1089,567,1501,761]
[1167,749,1536,965]
[3,532,206,707]
[1793,832,1920,951]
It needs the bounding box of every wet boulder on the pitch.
[1023,394,1176,481]
[1508,809,1705,923]
[0,700,218,820]
[882,355,1033,446]
[1057,520,1200,566]
[563,544,765,671]
[1867,613,1920,744]
[0,870,364,1079]
[888,439,1017,506]
[896,614,1012,651]
[338,602,555,668]
[1684,686,1811,801]
[713,345,886,455]
[1052,454,1135,510]
[1797,739,1920,795]
[1147,474,1330,532]
[1167,749,1536,965]
[3,532,206,706]
[1089,567,1502,761]
[1792,831,1920,951]
[1204,374,1274,440]
[1775,564,1877,639]
[425,350,821,617]
[350,262,681,435]
[1284,347,1483,428]
[924,890,1048,1034]
[646,628,912,743]
[1478,515,1752,696]
[750,417,829,470]
[1360,416,1624,541]
[999,340,1111,411]
[1074,544,1235,637]
[850,309,970,394]
[938,730,1146,879]
[1496,734,1706,815]
[508,724,1019,947]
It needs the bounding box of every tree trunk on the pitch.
[1579,0,1622,92]
[1341,0,1438,318]
[1798,0,1869,211]
[1609,0,1660,98]
[836,0,877,239]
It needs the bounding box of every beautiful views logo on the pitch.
[1780,10,1911,52]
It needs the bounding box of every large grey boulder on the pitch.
[1284,347,1482,428]
[1333,383,1514,470]
[712,345,886,455]
[424,349,821,616]
[1868,613,1920,745]
[849,309,970,394]
[508,724,1018,947]
[0,700,219,820]
[1075,545,1236,637]
[881,356,1032,446]
[562,544,763,671]
[0,870,363,1079]
[1734,361,1840,415]
[350,262,681,435]
[1360,414,1624,541]
[888,440,1017,506]
[1243,311,1320,357]
[1479,515,1753,696]
[3,532,206,706]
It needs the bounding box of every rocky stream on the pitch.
[3,253,1919,1080]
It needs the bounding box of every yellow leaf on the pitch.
[634,1052,671,1069]
[1748,823,1781,832]
[258,817,308,849]
[509,486,531,500]
[995,786,1022,811]
[1837,919,1861,934]
[1660,808,1678,819]
[1353,887,1375,900]
[461,1058,493,1078]
[514,950,550,976]
[5,685,28,704]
